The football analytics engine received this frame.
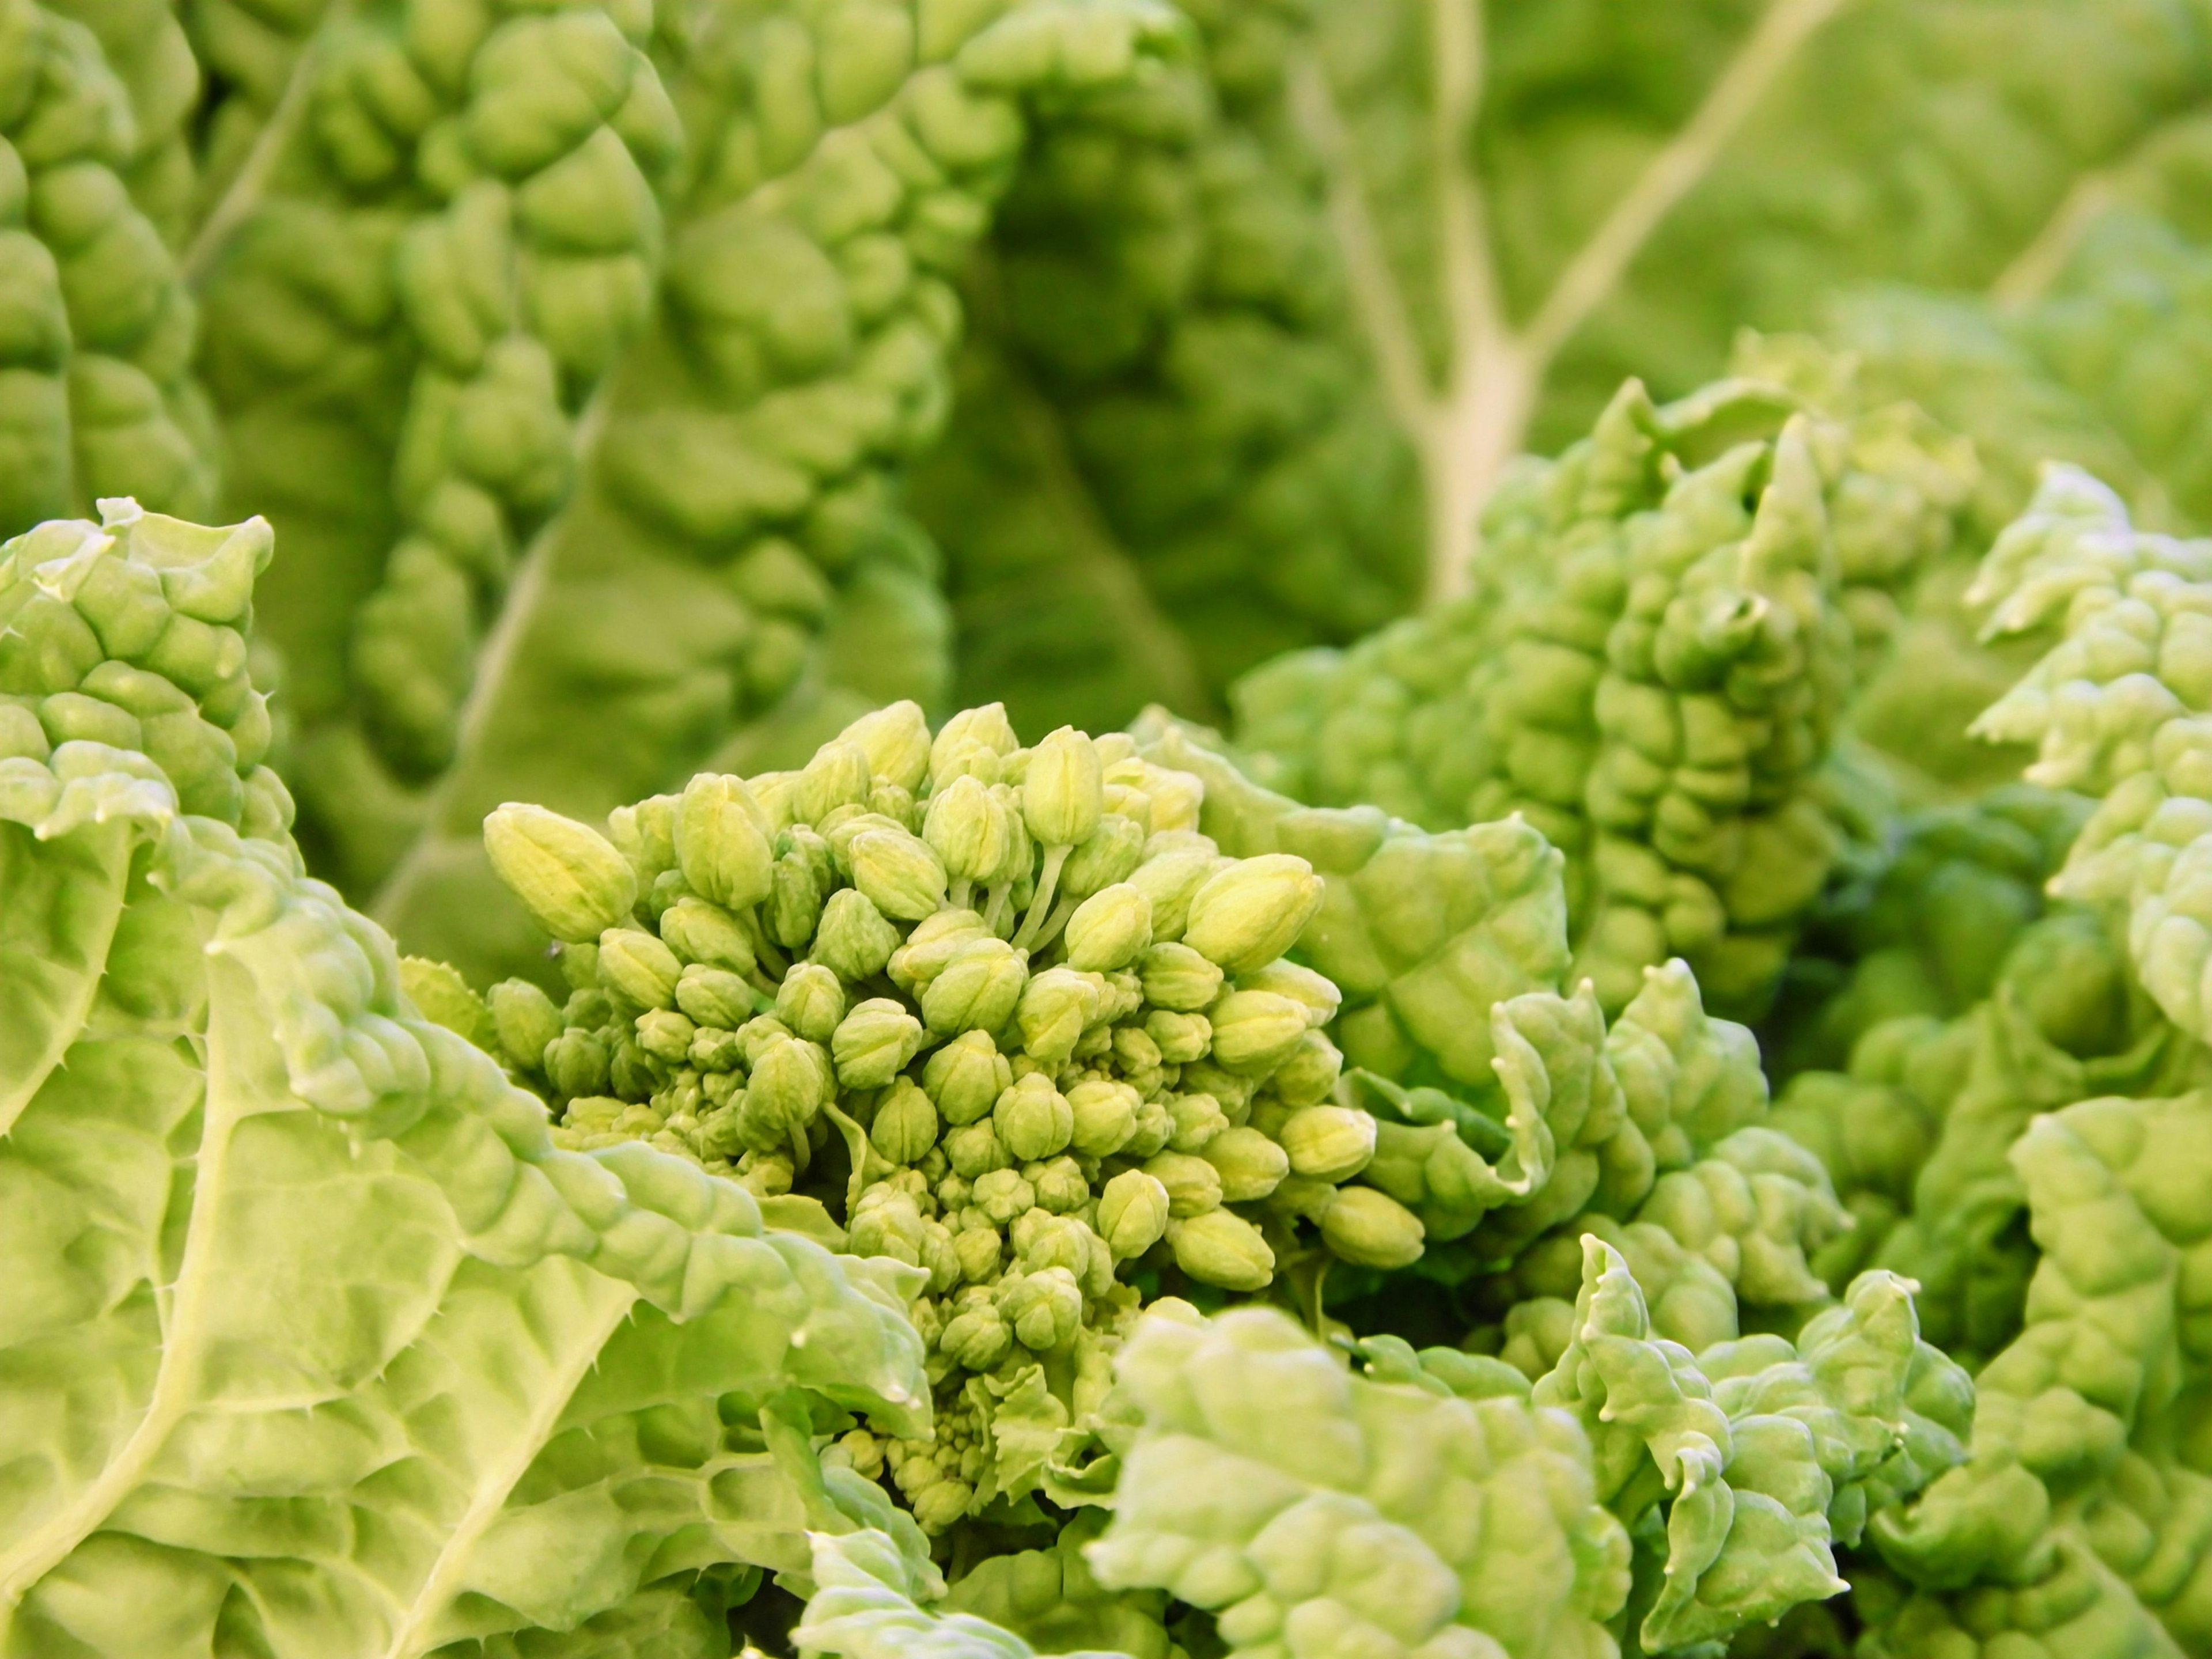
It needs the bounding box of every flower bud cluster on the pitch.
[483,700,1414,1529]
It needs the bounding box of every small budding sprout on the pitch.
[483,703,1383,1536]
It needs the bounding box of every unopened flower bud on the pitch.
[833,997,925,1089]
[974,1167,1037,1225]
[1002,1266,1082,1350]
[597,927,681,1009]
[1281,1105,1378,1182]
[1123,1097,1175,1160]
[1209,990,1312,1077]
[923,774,1009,882]
[487,978,562,1071]
[1142,1152,1223,1218]
[931,702,1018,782]
[675,773,774,910]
[889,908,991,994]
[1059,814,1145,899]
[1318,1186,1426,1268]
[1268,1030,1344,1106]
[849,827,948,921]
[838,699,931,793]
[871,1078,939,1165]
[924,1029,1012,1126]
[775,963,846,1042]
[1017,967,1102,1065]
[1023,726,1104,846]
[749,1035,831,1131]
[767,849,825,950]
[796,739,872,824]
[658,896,757,975]
[1184,854,1325,975]
[1168,1209,1274,1291]
[544,1028,609,1097]
[674,964,755,1031]
[1143,1009,1211,1065]
[952,1224,1005,1284]
[1138,942,1222,1012]
[995,1071,1074,1162]
[1202,1126,1290,1202]
[922,937,1029,1035]
[691,1025,744,1071]
[1063,882,1153,972]
[810,887,902,982]
[1066,1078,1139,1158]
[945,1119,1012,1179]
[736,1013,794,1067]
[486,804,637,941]
[1031,1155,1088,1213]
[1167,1092,1230,1153]
[1238,960,1341,1025]
[1128,836,1221,941]
[635,1007,695,1063]
[939,1301,1011,1366]
[1097,1170,1171,1259]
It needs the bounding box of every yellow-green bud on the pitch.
[1030,1155,1088,1213]
[658,896,757,974]
[558,940,601,991]
[945,1120,1012,1179]
[930,702,1018,782]
[838,699,931,792]
[1124,1097,1175,1160]
[674,963,755,1030]
[1002,1266,1082,1350]
[833,997,925,1089]
[1281,1105,1377,1182]
[1128,836,1222,941]
[1268,1030,1344,1106]
[872,1078,939,1165]
[889,908,991,994]
[767,847,826,949]
[1183,854,1326,974]
[974,1166,1038,1226]
[675,772,774,910]
[1209,990,1313,1076]
[1067,1078,1141,1158]
[691,1025,744,1071]
[922,937,1029,1035]
[544,1028,609,1096]
[1059,814,1145,900]
[1018,967,1102,1065]
[747,771,801,831]
[1318,1186,1426,1268]
[922,774,1009,881]
[608,794,680,888]
[597,926,681,1009]
[849,827,948,921]
[1022,726,1103,847]
[986,783,1035,885]
[486,804,638,941]
[1144,1009,1211,1065]
[940,1299,1010,1364]
[1238,960,1341,1027]
[775,963,846,1042]
[924,1029,1012,1126]
[824,810,908,874]
[749,1035,831,1132]
[1138,941,1222,1012]
[1063,882,1153,972]
[797,739,872,824]
[737,1013,795,1067]
[1202,1126,1290,1202]
[1167,1092,1230,1153]
[1017,1211,1094,1279]
[487,978,562,1071]
[1142,1152,1223,1218]
[810,887,902,982]
[1097,1170,1171,1259]
[635,1007,696,1063]
[1168,1209,1274,1291]
[994,1071,1074,1162]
